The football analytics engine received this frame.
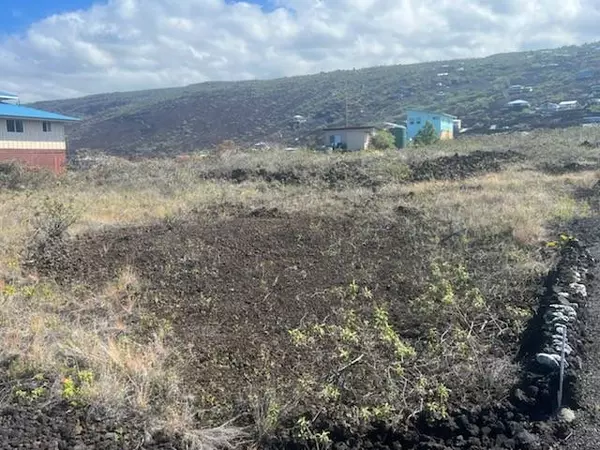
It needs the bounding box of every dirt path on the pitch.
[562,218,600,448]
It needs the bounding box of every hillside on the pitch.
[33,42,600,156]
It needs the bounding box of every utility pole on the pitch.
[345,78,349,127]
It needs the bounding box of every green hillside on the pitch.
[33,42,600,156]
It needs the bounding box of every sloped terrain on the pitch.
[32,43,600,156]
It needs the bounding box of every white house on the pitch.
[323,126,377,151]
[0,91,79,173]
[558,100,581,111]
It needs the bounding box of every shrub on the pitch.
[413,121,439,146]
[370,130,396,150]
[0,162,54,190]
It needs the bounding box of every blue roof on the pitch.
[0,102,80,122]
[0,91,18,100]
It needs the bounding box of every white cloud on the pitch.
[1,0,599,101]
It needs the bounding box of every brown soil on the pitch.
[32,209,442,417]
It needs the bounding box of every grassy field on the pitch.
[0,127,599,448]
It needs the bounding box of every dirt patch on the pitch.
[407,150,524,182]
[23,207,570,448]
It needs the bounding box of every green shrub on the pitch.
[370,130,396,150]
[413,121,439,146]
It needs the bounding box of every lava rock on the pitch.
[558,407,576,423]
[535,353,560,370]
[515,430,539,448]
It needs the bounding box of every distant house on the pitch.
[406,110,456,141]
[558,100,581,111]
[507,85,533,96]
[322,125,377,151]
[539,102,559,113]
[507,99,531,110]
[0,91,80,173]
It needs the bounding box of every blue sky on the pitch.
[0,0,97,34]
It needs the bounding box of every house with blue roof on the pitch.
[0,91,79,173]
[406,110,456,141]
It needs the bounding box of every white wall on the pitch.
[324,129,370,151]
[0,119,66,149]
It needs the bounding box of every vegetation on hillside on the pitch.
[32,43,600,156]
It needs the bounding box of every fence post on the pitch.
[557,326,567,412]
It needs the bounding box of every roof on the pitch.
[0,102,80,122]
[406,110,457,119]
[323,125,377,131]
[559,100,578,105]
[507,99,530,105]
[0,91,18,101]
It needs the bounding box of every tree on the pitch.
[370,129,396,150]
[413,121,439,146]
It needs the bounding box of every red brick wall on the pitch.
[0,149,66,174]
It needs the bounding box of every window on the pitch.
[329,134,343,148]
[42,121,52,132]
[409,120,415,125]
[6,119,23,133]
[432,116,439,120]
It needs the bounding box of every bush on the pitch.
[0,162,54,190]
[370,130,396,150]
[24,197,80,266]
[413,121,439,147]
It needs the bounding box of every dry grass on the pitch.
[0,126,599,443]
[386,169,596,244]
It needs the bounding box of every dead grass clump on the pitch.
[0,162,56,190]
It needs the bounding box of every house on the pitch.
[322,125,377,151]
[0,91,79,173]
[558,100,581,111]
[506,99,531,110]
[406,110,456,141]
[539,102,559,113]
[507,85,533,96]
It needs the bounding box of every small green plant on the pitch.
[373,306,416,360]
[13,386,47,403]
[295,417,332,450]
[61,370,94,405]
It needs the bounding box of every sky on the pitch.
[0,0,599,101]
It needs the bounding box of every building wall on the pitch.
[0,119,66,150]
[324,129,370,151]
[0,149,66,173]
[0,119,67,173]
[407,111,454,140]
[439,116,454,140]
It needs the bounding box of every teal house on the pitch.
[406,110,456,141]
